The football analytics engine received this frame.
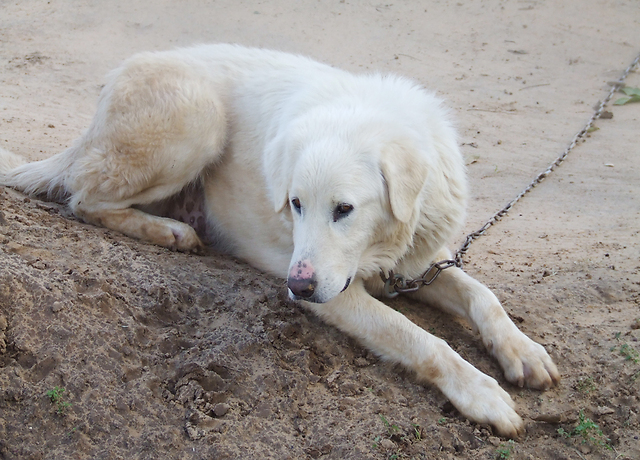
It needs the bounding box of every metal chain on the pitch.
[381,51,640,298]
[380,259,457,298]
[453,50,640,267]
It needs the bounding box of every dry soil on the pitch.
[1,1,639,459]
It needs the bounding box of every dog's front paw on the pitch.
[443,362,524,438]
[489,330,560,390]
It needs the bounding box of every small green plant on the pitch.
[557,410,612,451]
[46,386,72,415]
[613,86,640,105]
[575,376,597,394]
[619,343,640,363]
[372,435,382,449]
[379,414,400,434]
[610,332,640,364]
[65,425,80,438]
[411,423,422,441]
[495,439,515,459]
[573,410,612,450]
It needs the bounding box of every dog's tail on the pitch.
[0,146,74,201]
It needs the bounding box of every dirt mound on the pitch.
[1,184,639,459]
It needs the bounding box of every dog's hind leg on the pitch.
[75,205,203,251]
[14,53,229,251]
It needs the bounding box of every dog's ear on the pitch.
[380,142,429,223]
[263,131,294,213]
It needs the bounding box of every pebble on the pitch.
[595,406,615,416]
[487,436,501,446]
[579,444,592,454]
[379,439,396,450]
[213,403,230,417]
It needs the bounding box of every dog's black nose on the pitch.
[287,277,316,299]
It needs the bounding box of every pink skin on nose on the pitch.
[289,259,315,280]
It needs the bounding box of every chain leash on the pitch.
[380,259,457,298]
[453,51,640,267]
[382,51,640,298]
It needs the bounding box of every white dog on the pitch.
[0,44,559,437]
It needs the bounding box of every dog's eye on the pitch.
[333,203,354,222]
[291,197,302,213]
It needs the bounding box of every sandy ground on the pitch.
[1,1,639,459]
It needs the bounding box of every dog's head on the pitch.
[264,106,430,303]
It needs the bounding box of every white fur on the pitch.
[0,44,559,437]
